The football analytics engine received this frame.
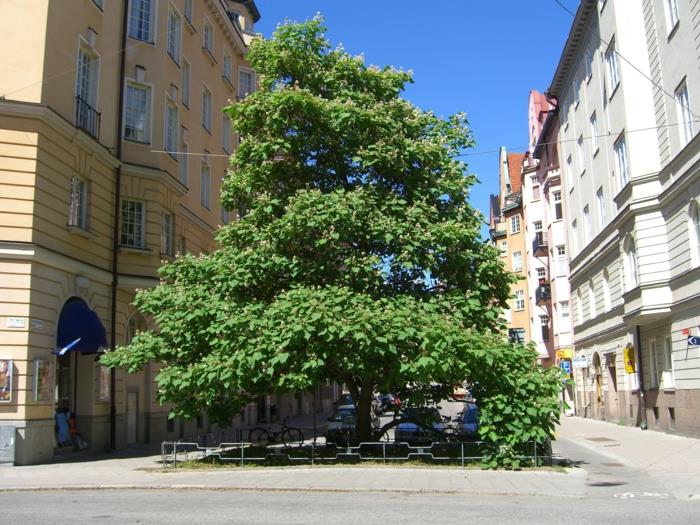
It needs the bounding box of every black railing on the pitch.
[533,232,548,256]
[75,95,100,140]
[501,192,522,212]
[535,284,551,306]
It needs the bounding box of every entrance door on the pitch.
[127,391,138,444]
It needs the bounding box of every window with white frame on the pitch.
[164,99,178,156]
[664,0,679,34]
[514,290,525,311]
[596,187,606,229]
[223,51,232,83]
[540,315,550,341]
[124,81,151,142]
[162,212,174,256]
[184,0,193,21]
[590,112,599,152]
[121,200,145,248]
[605,39,620,93]
[566,155,573,192]
[577,135,586,174]
[624,236,639,290]
[534,220,542,233]
[203,20,214,54]
[167,6,182,63]
[202,85,212,131]
[675,80,693,148]
[200,160,211,209]
[588,281,596,319]
[553,190,563,220]
[238,68,254,99]
[662,336,675,389]
[222,114,232,153]
[583,205,592,243]
[584,46,593,81]
[499,240,508,256]
[76,44,99,123]
[510,215,520,234]
[179,138,188,186]
[182,59,190,107]
[536,267,546,280]
[649,339,659,388]
[689,201,700,266]
[128,0,155,42]
[614,134,629,189]
[68,176,88,229]
[531,176,540,200]
[556,245,567,275]
[560,300,570,323]
[602,269,611,311]
[512,250,523,272]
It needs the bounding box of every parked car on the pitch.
[394,407,446,445]
[324,404,380,445]
[375,393,395,413]
[454,403,479,439]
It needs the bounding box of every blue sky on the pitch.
[254,1,576,234]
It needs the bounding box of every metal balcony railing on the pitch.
[533,232,548,256]
[501,192,522,212]
[535,284,551,306]
[75,95,100,140]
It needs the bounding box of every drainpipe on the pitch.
[109,0,129,450]
[635,325,648,430]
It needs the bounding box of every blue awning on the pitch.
[54,299,108,355]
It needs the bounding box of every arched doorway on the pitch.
[592,352,604,419]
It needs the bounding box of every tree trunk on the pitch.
[355,386,374,442]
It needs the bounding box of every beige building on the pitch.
[489,148,531,345]
[0,0,334,466]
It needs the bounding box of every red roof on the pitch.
[507,152,526,193]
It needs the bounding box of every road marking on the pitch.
[614,492,669,499]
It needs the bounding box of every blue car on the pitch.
[394,407,445,445]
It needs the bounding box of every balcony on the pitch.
[535,284,551,306]
[490,221,507,239]
[75,96,100,140]
[501,192,522,212]
[533,232,548,256]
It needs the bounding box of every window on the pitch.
[220,206,230,225]
[514,290,525,311]
[92,0,104,9]
[584,46,593,81]
[574,71,582,108]
[537,267,546,280]
[184,0,193,21]
[689,202,700,266]
[576,291,583,324]
[164,99,178,156]
[510,215,520,234]
[121,200,145,248]
[222,114,232,153]
[540,315,550,341]
[238,68,254,99]
[556,245,567,275]
[675,80,693,148]
[167,6,182,63]
[124,82,151,142]
[68,176,87,229]
[614,135,630,189]
[665,0,679,34]
[624,237,639,290]
[128,0,154,42]
[512,251,523,272]
[553,191,563,220]
[649,339,659,388]
[577,135,585,174]
[509,328,525,344]
[560,301,570,323]
[182,59,190,107]
[179,139,188,186]
[76,45,99,135]
[531,176,540,200]
[583,205,591,243]
[605,39,620,93]
[223,51,232,82]
[590,112,599,152]
[499,240,508,256]
[202,85,212,131]
[203,20,214,54]
[566,155,573,192]
[602,269,611,311]
[596,187,606,229]
[662,337,675,389]
[588,281,596,319]
[571,220,578,254]
[200,160,211,209]
[534,220,542,233]
[162,212,174,256]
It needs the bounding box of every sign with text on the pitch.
[624,344,636,374]
[560,359,572,378]
[688,335,700,347]
[572,356,588,368]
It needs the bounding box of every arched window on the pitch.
[690,201,700,267]
[624,237,639,290]
[588,280,596,319]
[126,314,147,344]
[602,268,612,312]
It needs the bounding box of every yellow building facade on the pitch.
[0,0,278,465]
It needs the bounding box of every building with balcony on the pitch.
[549,0,700,436]
[0,0,331,465]
[489,147,531,345]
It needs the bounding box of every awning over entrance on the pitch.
[54,298,107,354]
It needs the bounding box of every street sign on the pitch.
[560,359,572,377]
[624,343,636,374]
[572,356,588,368]
[688,335,700,347]
[682,328,690,335]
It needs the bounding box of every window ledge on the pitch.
[124,137,152,146]
[167,52,181,69]
[609,81,620,102]
[127,35,155,47]
[667,21,679,41]
[222,75,235,92]
[593,147,600,158]
[202,47,217,65]
[66,225,97,240]
[119,245,152,255]
[185,17,196,34]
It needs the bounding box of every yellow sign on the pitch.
[624,343,636,374]
[556,349,572,361]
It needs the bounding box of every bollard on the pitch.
[311,441,315,466]
[240,442,244,467]
[461,442,464,469]
[534,441,538,467]
[382,442,386,464]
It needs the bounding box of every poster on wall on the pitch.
[34,359,54,402]
[96,364,110,402]
[0,359,12,403]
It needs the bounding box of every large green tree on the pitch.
[103,17,561,464]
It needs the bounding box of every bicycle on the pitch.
[247,419,305,448]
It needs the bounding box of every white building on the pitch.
[549,0,700,436]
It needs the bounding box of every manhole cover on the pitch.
[602,462,625,467]
[585,437,615,442]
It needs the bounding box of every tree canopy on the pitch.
[102,16,562,466]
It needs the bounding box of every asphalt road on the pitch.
[1,489,697,524]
